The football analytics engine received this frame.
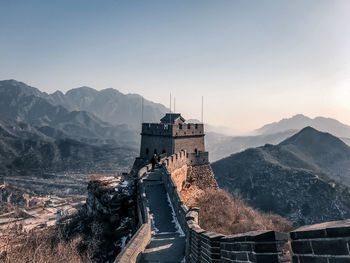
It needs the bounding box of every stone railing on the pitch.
[160,151,290,263]
[114,164,152,263]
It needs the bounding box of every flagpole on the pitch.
[201,96,203,124]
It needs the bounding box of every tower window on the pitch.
[187,124,191,129]
[195,124,198,129]
[195,148,198,155]
[146,148,149,155]
[179,124,183,129]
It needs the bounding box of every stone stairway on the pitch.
[140,169,185,263]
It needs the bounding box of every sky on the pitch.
[1,0,350,134]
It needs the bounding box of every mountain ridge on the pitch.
[212,127,350,225]
[254,114,350,138]
[0,80,139,147]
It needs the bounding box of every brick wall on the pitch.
[171,165,188,191]
[174,136,205,155]
[140,134,173,159]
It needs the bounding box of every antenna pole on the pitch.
[170,93,172,113]
[201,96,203,123]
[174,97,176,113]
[141,97,144,124]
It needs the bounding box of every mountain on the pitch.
[0,118,136,176]
[0,80,138,147]
[255,114,350,138]
[212,127,350,225]
[206,129,297,161]
[206,114,350,162]
[50,86,168,129]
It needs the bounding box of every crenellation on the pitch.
[139,113,208,162]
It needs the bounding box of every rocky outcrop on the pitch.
[187,164,218,190]
[86,175,137,257]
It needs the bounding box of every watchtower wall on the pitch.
[140,134,173,160]
[140,122,205,161]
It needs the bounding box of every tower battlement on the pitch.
[139,113,208,163]
[141,123,204,137]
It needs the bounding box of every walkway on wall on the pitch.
[140,169,185,263]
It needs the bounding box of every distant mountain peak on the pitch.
[254,114,350,138]
[65,86,98,96]
[280,126,333,146]
[291,113,310,119]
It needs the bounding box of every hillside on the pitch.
[0,118,136,176]
[255,114,350,138]
[212,127,350,225]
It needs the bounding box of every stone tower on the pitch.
[139,113,208,163]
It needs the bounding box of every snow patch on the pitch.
[166,193,185,236]
[149,212,159,234]
[120,181,129,188]
[120,236,128,250]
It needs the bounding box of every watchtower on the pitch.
[139,113,207,162]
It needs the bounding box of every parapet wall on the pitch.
[163,150,209,172]
[114,165,152,263]
[291,219,350,263]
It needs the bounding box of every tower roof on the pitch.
[160,113,185,124]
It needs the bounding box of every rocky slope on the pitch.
[86,175,137,260]
[212,127,350,225]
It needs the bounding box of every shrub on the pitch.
[195,188,293,235]
[0,226,86,263]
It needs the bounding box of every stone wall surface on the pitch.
[140,134,173,159]
[171,164,188,191]
[174,136,205,154]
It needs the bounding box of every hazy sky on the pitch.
[1,0,350,133]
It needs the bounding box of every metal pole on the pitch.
[141,97,144,124]
[201,96,204,123]
[174,97,176,113]
[170,93,172,113]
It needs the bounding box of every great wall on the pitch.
[109,113,350,263]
